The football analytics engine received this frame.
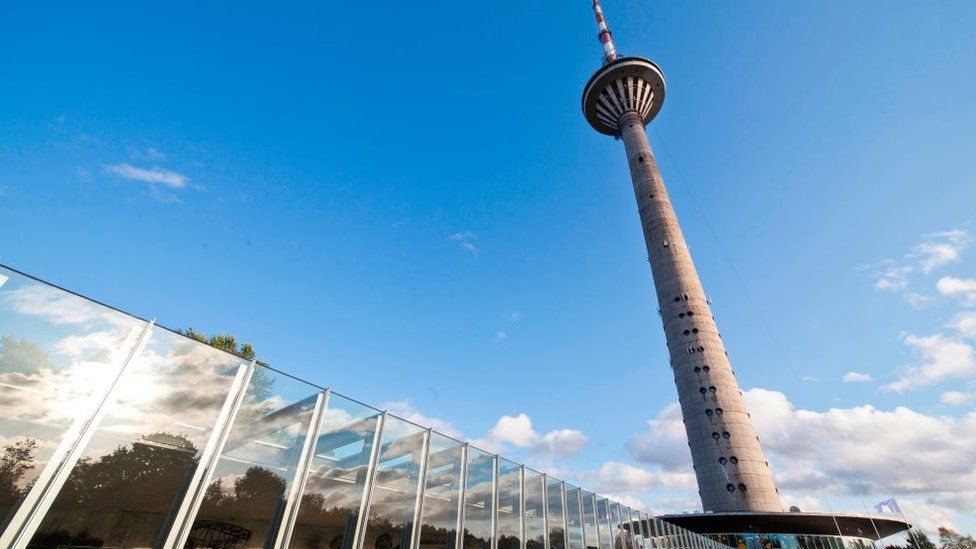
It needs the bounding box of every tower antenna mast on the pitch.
[592,0,618,65]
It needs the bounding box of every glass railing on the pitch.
[0,264,727,549]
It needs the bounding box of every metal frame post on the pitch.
[274,388,332,549]
[559,482,570,549]
[409,429,433,549]
[519,466,526,549]
[491,456,499,549]
[163,358,257,548]
[455,444,469,549]
[353,411,388,549]
[541,474,550,549]
[1,319,155,549]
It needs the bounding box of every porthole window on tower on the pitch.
[687,311,694,316]
[694,366,701,373]
[716,408,724,415]
[639,156,644,163]
[730,456,739,464]
[674,297,681,302]
[705,409,713,417]
[703,366,711,372]
[693,328,699,334]
[722,431,731,439]
[684,330,690,335]
[726,484,736,492]
[699,387,707,394]
[738,483,747,492]
[712,432,720,440]
[698,346,705,352]
[679,313,686,318]
[719,457,728,465]
[708,386,717,393]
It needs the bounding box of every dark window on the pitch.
[699,387,707,394]
[730,456,739,464]
[674,297,681,302]
[709,386,717,393]
[683,330,690,336]
[722,431,731,439]
[698,346,705,352]
[694,366,702,373]
[693,328,699,334]
[719,457,727,465]
[712,432,720,440]
[638,156,644,163]
[703,366,711,372]
[687,311,694,316]
[705,409,714,416]
[679,313,686,318]
[726,484,735,492]
[716,408,724,415]
[738,483,747,492]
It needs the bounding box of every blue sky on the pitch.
[1,0,975,536]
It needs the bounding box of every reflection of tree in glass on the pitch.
[0,438,38,517]
[0,336,53,374]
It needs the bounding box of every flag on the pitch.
[874,498,901,514]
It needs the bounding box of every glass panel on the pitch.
[581,491,599,549]
[462,447,493,549]
[417,432,463,549]
[29,326,244,547]
[596,498,612,549]
[496,459,521,549]
[0,267,145,530]
[360,415,426,549]
[289,393,381,549]
[547,478,565,549]
[190,366,322,547]
[564,485,583,549]
[609,502,623,549]
[524,469,545,549]
[619,506,633,549]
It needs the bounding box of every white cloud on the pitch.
[842,371,874,383]
[505,312,522,323]
[802,376,817,382]
[494,331,508,341]
[912,230,970,274]
[937,276,976,305]
[940,390,976,406]
[627,403,693,471]
[628,389,976,528]
[870,230,970,304]
[884,333,976,392]
[952,312,976,339]
[448,232,478,256]
[104,163,188,188]
[475,413,587,459]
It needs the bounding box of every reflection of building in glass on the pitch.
[0,264,720,549]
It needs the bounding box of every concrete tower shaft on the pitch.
[580,18,783,511]
[615,109,782,512]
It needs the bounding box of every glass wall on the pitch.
[0,264,722,549]
[547,477,566,549]
[582,491,600,549]
[462,447,494,549]
[496,459,522,549]
[565,485,584,549]
[524,468,546,549]
[707,534,877,549]
[416,432,464,549]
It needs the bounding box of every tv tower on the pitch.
[582,0,783,512]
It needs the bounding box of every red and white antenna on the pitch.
[592,0,619,65]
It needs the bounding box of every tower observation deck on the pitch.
[582,1,783,513]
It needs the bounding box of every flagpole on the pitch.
[861,501,884,544]
[891,495,921,549]
[821,493,845,538]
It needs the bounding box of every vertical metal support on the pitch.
[353,411,387,549]
[274,388,332,549]
[579,492,588,549]
[164,358,257,548]
[519,466,526,549]
[591,495,600,549]
[455,444,469,549]
[1,319,155,549]
[541,474,550,549]
[490,456,499,549]
[409,429,433,549]
[560,483,569,549]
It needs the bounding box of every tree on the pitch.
[179,328,256,362]
[886,530,938,549]
[939,527,976,549]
